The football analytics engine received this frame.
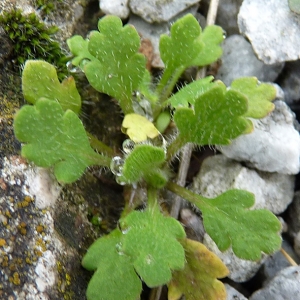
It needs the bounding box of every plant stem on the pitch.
[280,248,298,266]
[166,136,186,162]
[170,143,193,219]
[147,187,158,211]
[87,132,115,157]
[166,181,206,207]
[154,66,185,118]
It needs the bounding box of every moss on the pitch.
[31,0,63,16]
[0,8,68,79]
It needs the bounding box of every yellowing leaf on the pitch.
[122,113,159,142]
[168,239,229,300]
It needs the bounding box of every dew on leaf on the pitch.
[110,156,124,176]
[66,61,81,73]
[122,139,135,154]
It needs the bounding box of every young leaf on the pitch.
[122,113,159,143]
[82,229,142,300]
[192,25,224,67]
[168,239,229,300]
[119,206,186,287]
[83,15,146,114]
[120,144,168,188]
[230,77,276,118]
[173,84,253,146]
[14,98,110,183]
[167,76,215,108]
[22,60,81,114]
[166,183,282,261]
[67,35,96,67]
[159,14,203,72]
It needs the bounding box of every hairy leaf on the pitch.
[14,98,110,183]
[122,114,159,142]
[67,35,96,67]
[119,207,186,287]
[168,76,215,108]
[196,189,282,260]
[230,77,276,118]
[168,239,229,300]
[192,25,224,67]
[160,14,203,71]
[22,60,81,114]
[120,144,168,188]
[82,229,142,300]
[173,84,253,146]
[83,15,146,114]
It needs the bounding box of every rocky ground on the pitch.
[0,0,300,299]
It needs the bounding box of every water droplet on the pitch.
[79,58,90,68]
[121,227,131,234]
[122,139,135,154]
[66,61,81,73]
[116,242,124,255]
[115,176,126,186]
[139,99,153,121]
[222,30,227,39]
[110,156,124,176]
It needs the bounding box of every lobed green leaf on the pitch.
[82,229,142,300]
[119,206,186,287]
[13,98,110,183]
[82,15,146,114]
[230,77,276,118]
[159,14,203,71]
[196,190,282,260]
[173,83,253,146]
[168,239,229,300]
[22,60,81,114]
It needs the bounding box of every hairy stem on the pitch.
[87,132,115,156]
[166,136,186,162]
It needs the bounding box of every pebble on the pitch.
[216,35,283,86]
[99,0,130,19]
[249,266,300,300]
[238,0,300,64]
[219,100,300,175]
[192,154,294,214]
[129,0,199,23]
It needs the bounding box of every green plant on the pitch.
[13,14,281,300]
[0,8,67,78]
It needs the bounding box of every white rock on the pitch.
[192,155,295,214]
[238,0,300,64]
[129,0,199,23]
[249,266,300,300]
[225,283,248,300]
[216,35,283,86]
[204,234,267,282]
[219,100,300,175]
[35,251,56,292]
[99,0,130,19]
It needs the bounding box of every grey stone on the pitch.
[225,284,248,300]
[203,234,267,282]
[294,231,300,258]
[99,0,130,19]
[192,154,294,214]
[219,100,300,175]
[216,35,283,86]
[277,60,300,105]
[129,0,199,23]
[238,0,300,64]
[259,241,300,282]
[249,266,300,300]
